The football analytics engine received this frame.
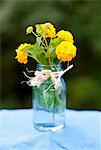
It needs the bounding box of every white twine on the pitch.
[22,64,73,92]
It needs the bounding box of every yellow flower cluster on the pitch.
[15,51,28,64]
[57,30,74,43]
[56,30,76,62]
[15,22,77,64]
[40,22,56,38]
[56,41,76,62]
[15,43,31,64]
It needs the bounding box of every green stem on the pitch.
[40,37,46,47]
[53,90,55,122]
[44,37,48,47]
[32,31,38,37]
[43,37,51,64]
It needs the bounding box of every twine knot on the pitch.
[22,64,73,92]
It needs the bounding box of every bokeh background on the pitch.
[0,0,101,110]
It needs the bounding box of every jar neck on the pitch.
[36,64,62,72]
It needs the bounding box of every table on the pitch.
[0,109,100,150]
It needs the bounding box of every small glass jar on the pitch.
[32,64,66,132]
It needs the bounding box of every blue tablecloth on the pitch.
[0,109,100,150]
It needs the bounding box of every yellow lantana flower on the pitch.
[56,41,77,62]
[40,22,56,38]
[57,30,74,43]
[15,43,31,64]
[15,51,28,64]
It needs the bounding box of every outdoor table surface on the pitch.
[0,109,100,150]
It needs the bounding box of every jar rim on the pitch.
[36,63,62,71]
[36,64,62,67]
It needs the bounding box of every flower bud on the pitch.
[26,26,33,34]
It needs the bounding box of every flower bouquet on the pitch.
[15,22,77,131]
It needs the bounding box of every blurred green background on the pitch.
[0,0,101,110]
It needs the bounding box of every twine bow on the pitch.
[22,64,73,92]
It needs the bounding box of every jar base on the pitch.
[34,122,65,132]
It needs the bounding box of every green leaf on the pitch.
[49,46,56,58]
[31,53,48,65]
[20,45,34,54]
[34,87,45,107]
[31,43,47,64]
[43,90,55,110]
[50,37,61,47]
[49,38,61,62]
[19,44,33,53]
[33,79,64,112]
[32,43,43,55]
[36,37,42,45]
[23,43,48,65]
[43,89,64,111]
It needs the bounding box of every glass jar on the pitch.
[32,64,66,132]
